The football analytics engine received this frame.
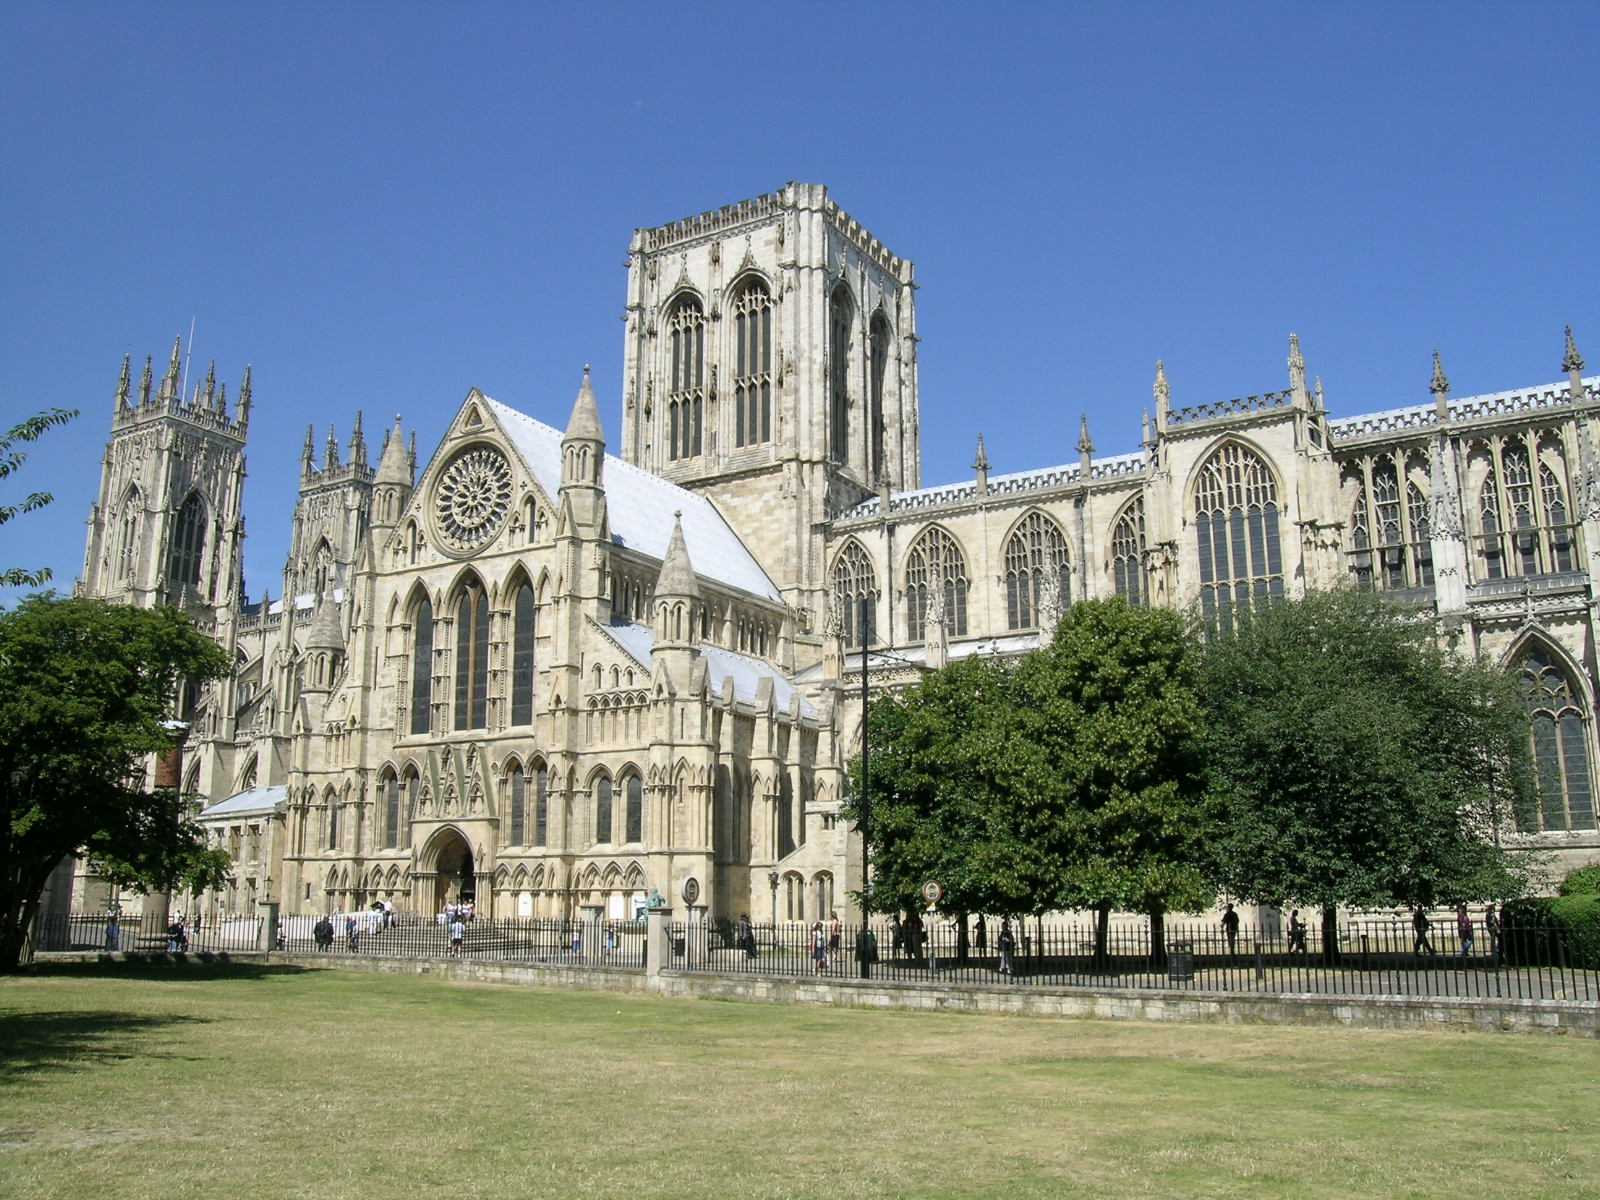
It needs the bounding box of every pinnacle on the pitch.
[564,363,606,444]
[656,510,698,600]
[1564,325,1586,374]
[1430,349,1450,396]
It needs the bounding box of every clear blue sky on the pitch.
[3,3,1596,603]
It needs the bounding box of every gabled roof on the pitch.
[199,785,288,820]
[591,619,816,718]
[481,395,781,602]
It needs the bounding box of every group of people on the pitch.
[1216,901,1505,960]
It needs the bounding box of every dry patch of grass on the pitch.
[1,963,1596,1199]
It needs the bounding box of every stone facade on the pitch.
[72,181,1600,925]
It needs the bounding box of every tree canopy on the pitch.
[0,595,232,969]
[1199,589,1537,919]
[1,408,77,589]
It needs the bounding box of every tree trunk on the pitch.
[1149,907,1167,971]
[1093,903,1111,970]
[0,895,39,972]
[955,912,969,964]
[1319,905,1340,967]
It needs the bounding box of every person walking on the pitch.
[1221,903,1240,959]
[1455,904,1474,962]
[737,913,757,960]
[828,912,842,960]
[1287,910,1307,955]
[811,921,828,976]
[1484,905,1502,965]
[314,914,334,952]
[997,919,1016,978]
[450,913,466,956]
[104,913,120,952]
[1412,907,1436,956]
[345,915,360,953]
[975,914,988,956]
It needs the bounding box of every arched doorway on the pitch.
[432,829,475,914]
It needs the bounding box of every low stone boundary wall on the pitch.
[30,950,1597,1037]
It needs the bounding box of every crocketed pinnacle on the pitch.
[1077,414,1094,456]
[972,432,990,472]
[1564,325,1585,374]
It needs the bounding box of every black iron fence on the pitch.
[276,911,646,970]
[673,916,1600,1002]
[33,911,262,955]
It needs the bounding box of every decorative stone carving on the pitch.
[433,446,512,551]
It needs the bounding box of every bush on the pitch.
[1502,896,1600,969]
[1557,864,1600,896]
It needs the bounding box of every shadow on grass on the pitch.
[0,1009,211,1083]
[16,959,313,983]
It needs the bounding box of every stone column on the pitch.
[645,904,673,978]
[256,900,279,952]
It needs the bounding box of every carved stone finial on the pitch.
[115,354,131,411]
[1077,414,1094,457]
[1563,325,1586,375]
[1429,349,1450,396]
[1154,360,1170,409]
[139,355,153,405]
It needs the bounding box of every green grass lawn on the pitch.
[1,964,1596,1200]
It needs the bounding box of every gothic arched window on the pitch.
[1004,511,1071,631]
[778,774,796,859]
[326,792,340,851]
[510,580,536,725]
[168,492,206,590]
[594,774,613,845]
[1542,463,1575,573]
[1518,643,1597,833]
[118,486,142,582]
[904,527,969,642]
[832,540,877,648]
[402,766,419,847]
[453,580,489,731]
[1193,442,1283,632]
[624,772,643,843]
[380,770,399,849]
[829,285,853,465]
[731,279,773,448]
[533,760,549,845]
[410,597,433,736]
[666,295,705,461]
[869,312,891,479]
[1407,480,1434,586]
[1474,440,1580,581]
[507,763,526,846]
[1110,496,1146,606]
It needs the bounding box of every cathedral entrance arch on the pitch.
[421,826,476,914]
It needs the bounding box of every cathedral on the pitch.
[67,181,1600,926]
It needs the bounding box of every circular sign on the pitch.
[682,876,701,906]
[920,880,944,907]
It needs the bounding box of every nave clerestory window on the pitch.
[1193,443,1283,633]
[904,527,969,642]
[1473,441,1579,581]
[1004,511,1070,631]
[832,540,877,649]
[1110,496,1146,606]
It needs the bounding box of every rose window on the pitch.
[434,447,513,551]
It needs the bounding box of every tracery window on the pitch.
[1518,643,1597,833]
[624,772,643,843]
[507,763,526,846]
[326,793,340,851]
[832,540,877,648]
[402,767,419,846]
[869,312,891,479]
[452,580,489,731]
[829,286,853,464]
[904,527,969,642]
[1473,440,1579,580]
[168,491,206,590]
[778,775,796,858]
[1110,496,1146,606]
[1004,511,1071,631]
[381,771,400,849]
[1193,443,1283,633]
[731,279,773,448]
[666,295,705,461]
[594,774,614,845]
[118,486,142,582]
[510,580,536,725]
[1407,481,1435,587]
[410,598,433,736]
[1346,459,1431,592]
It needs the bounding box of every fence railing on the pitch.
[33,911,262,955]
[672,917,1599,1002]
[276,911,646,970]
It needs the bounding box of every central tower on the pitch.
[620,181,920,629]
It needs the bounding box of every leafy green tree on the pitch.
[0,596,232,969]
[1,408,77,588]
[1008,599,1214,963]
[1200,589,1537,961]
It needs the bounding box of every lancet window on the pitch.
[624,772,643,843]
[118,486,142,581]
[1346,457,1432,591]
[1473,439,1578,580]
[1518,643,1596,833]
[594,774,614,845]
[904,527,969,642]
[168,492,206,591]
[666,296,705,460]
[507,763,526,846]
[829,286,853,464]
[869,312,891,479]
[510,580,536,725]
[381,770,400,849]
[1004,511,1071,631]
[409,597,433,736]
[1193,442,1283,632]
[452,580,489,731]
[731,279,773,448]
[533,761,549,845]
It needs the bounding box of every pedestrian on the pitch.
[314,914,334,952]
[890,915,905,959]
[1412,906,1435,956]
[450,914,466,956]
[1456,904,1474,961]
[828,911,842,958]
[737,913,757,960]
[997,918,1016,977]
[1221,903,1240,958]
[345,915,360,953]
[1287,910,1307,955]
[104,914,120,952]
[1484,905,1502,964]
[569,924,582,959]
[975,914,988,956]
[811,921,827,975]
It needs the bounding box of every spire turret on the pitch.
[302,424,316,476]
[348,410,368,468]
[1430,349,1450,419]
[656,511,698,601]
[237,366,252,427]
[202,361,217,409]
[115,354,131,414]
[375,415,412,485]
[215,382,227,417]
[138,355,153,405]
[1154,360,1171,431]
[1288,332,1308,401]
[1077,414,1094,476]
[158,336,181,403]
[973,432,989,496]
[561,364,606,492]
[1565,325,1586,398]
[324,425,340,470]
[564,363,606,444]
